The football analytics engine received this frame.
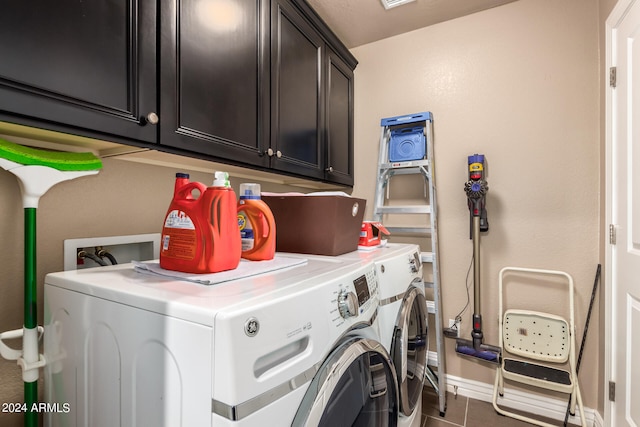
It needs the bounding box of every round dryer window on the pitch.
[391,285,428,416]
[292,336,398,427]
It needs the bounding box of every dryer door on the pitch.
[292,336,398,427]
[391,282,428,416]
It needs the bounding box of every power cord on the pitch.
[443,252,474,338]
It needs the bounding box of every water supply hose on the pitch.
[78,251,109,267]
[97,248,118,265]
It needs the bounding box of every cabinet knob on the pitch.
[267,149,282,158]
[326,166,334,173]
[145,112,159,125]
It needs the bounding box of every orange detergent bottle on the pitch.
[160,171,241,274]
[237,183,276,261]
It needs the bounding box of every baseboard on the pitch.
[444,374,603,427]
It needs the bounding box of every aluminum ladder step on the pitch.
[380,164,430,175]
[374,205,431,215]
[384,226,432,236]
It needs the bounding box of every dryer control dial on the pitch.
[338,290,358,319]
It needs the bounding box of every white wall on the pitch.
[351,0,601,409]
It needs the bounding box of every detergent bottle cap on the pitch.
[176,172,190,179]
[239,183,261,200]
[213,171,230,187]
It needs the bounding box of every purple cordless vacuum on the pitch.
[455,154,502,363]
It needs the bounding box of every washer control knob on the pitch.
[338,290,358,319]
[409,253,421,273]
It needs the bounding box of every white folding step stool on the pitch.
[492,267,586,427]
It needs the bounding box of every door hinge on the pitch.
[610,67,617,88]
[609,381,616,402]
[609,224,617,245]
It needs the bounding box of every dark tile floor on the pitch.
[420,387,581,427]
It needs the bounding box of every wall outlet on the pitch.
[447,318,460,337]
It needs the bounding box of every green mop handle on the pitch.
[24,207,37,426]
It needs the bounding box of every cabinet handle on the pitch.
[276,150,282,158]
[267,148,274,157]
[326,166,334,173]
[145,112,159,125]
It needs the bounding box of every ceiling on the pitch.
[305,0,520,48]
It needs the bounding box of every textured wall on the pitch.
[351,0,601,409]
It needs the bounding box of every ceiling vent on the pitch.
[380,0,416,9]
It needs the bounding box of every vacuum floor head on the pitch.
[455,338,501,364]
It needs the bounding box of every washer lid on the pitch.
[292,336,399,427]
[44,255,368,326]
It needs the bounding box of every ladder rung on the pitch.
[423,281,434,289]
[384,226,431,236]
[375,205,431,215]
[426,299,435,314]
[384,168,431,179]
[380,160,430,170]
[503,359,572,385]
[421,252,433,263]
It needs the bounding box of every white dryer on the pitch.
[43,255,399,426]
[340,243,428,427]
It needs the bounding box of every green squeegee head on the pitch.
[0,138,102,171]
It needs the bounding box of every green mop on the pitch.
[0,138,101,427]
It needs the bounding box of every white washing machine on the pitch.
[339,243,428,427]
[43,255,399,426]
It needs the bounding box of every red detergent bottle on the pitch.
[160,171,241,274]
[237,183,276,261]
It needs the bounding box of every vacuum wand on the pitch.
[465,170,487,349]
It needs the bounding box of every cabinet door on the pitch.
[271,0,325,179]
[160,0,269,167]
[0,0,157,143]
[325,49,354,186]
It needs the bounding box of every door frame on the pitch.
[605,0,635,424]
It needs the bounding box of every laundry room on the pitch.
[0,0,624,426]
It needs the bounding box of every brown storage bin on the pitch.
[262,195,366,256]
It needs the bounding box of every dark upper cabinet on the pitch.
[325,48,354,186]
[0,0,157,143]
[159,0,270,167]
[0,0,356,185]
[271,0,325,179]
